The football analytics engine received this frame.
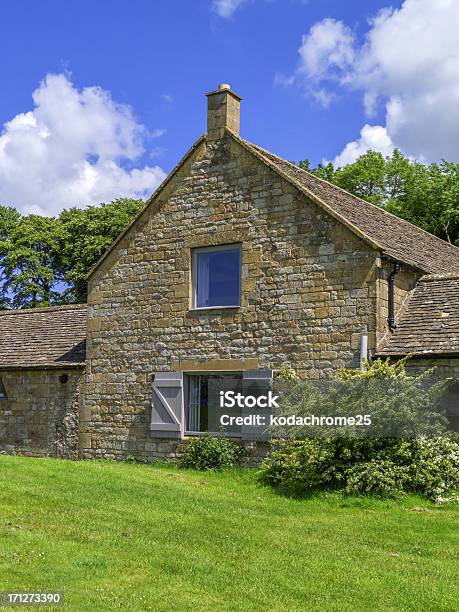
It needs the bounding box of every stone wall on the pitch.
[405,357,459,379]
[0,368,83,458]
[83,133,382,462]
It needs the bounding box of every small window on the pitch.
[0,377,7,400]
[192,244,241,309]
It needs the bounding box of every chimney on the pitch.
[206,83,242,141]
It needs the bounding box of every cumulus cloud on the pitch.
[297,18,355,82]
[0,74,167,215]
[327,124,394,167]
[291,0,459,165]
[212,0,249,18]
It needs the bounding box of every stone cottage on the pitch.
[1,84,458,461]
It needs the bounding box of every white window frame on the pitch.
[191,243,242,310]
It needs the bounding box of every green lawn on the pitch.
[0,456,458,611]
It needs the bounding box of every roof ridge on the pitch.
[242,137,459,258]
[0,303,87,316]
[419,272,459,282]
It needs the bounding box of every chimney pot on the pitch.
[206,84,242,141]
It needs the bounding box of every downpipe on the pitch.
[387,262,401,330]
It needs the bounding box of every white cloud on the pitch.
[212,0,249,18]
[328,124,394,167]
[297,18,355,82]
[293,0,459,164]
[0,74,167,215]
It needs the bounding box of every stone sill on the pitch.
[189,306,240,312]
[184,431,242,439]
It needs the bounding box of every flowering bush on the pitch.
[260,358,459,501]
[408,437,459,500]
[259,436,459,501]
[344,460,410,498]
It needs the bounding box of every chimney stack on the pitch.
[206,83,242,141]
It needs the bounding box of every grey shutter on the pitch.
[151,372,184,438]
[241,369,273,441]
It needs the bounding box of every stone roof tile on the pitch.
[0,304,87,369]
[238,135,459,275]
[377,274,459,356]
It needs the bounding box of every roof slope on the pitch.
[237,135,459,275]
[0,304,87,369]
[377,274,459,356]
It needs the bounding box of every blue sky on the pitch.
[0,0,457,215]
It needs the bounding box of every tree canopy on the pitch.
[0,198,144,309]
[300,149,459,247]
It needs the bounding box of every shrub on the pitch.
[179,436,246,471]
[259,439,336,497]
[344,460,410,498]
[259,436,459,501]
[408,437,459,500]
[269,357,448,441]
[276,366,300,381]
[339,355,414,380]
[261,356,458,500]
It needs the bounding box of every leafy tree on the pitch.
[0,214,61,308]
[301,150,459,245]
[0,198,144,308]
[336,150,387,206]
[0,205,21,308]
[56,198,144,303]
[299,159,336,183]
[386,161,459,245]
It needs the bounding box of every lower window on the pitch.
[185,372,242,433]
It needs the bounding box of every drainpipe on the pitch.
[387,261,401,330]
[359,334,368,371]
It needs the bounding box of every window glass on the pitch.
[185,373,242,433]
[194,245,241,308]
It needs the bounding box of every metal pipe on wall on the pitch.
[387,262,401,330]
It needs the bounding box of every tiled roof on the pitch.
[236,134,459,275]
[377,274,459,356]
[0,304,87,369]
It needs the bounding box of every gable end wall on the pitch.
[83,134,380,461]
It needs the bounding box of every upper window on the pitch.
[192,244,241,309]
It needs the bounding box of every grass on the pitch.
[0,456,458,611]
